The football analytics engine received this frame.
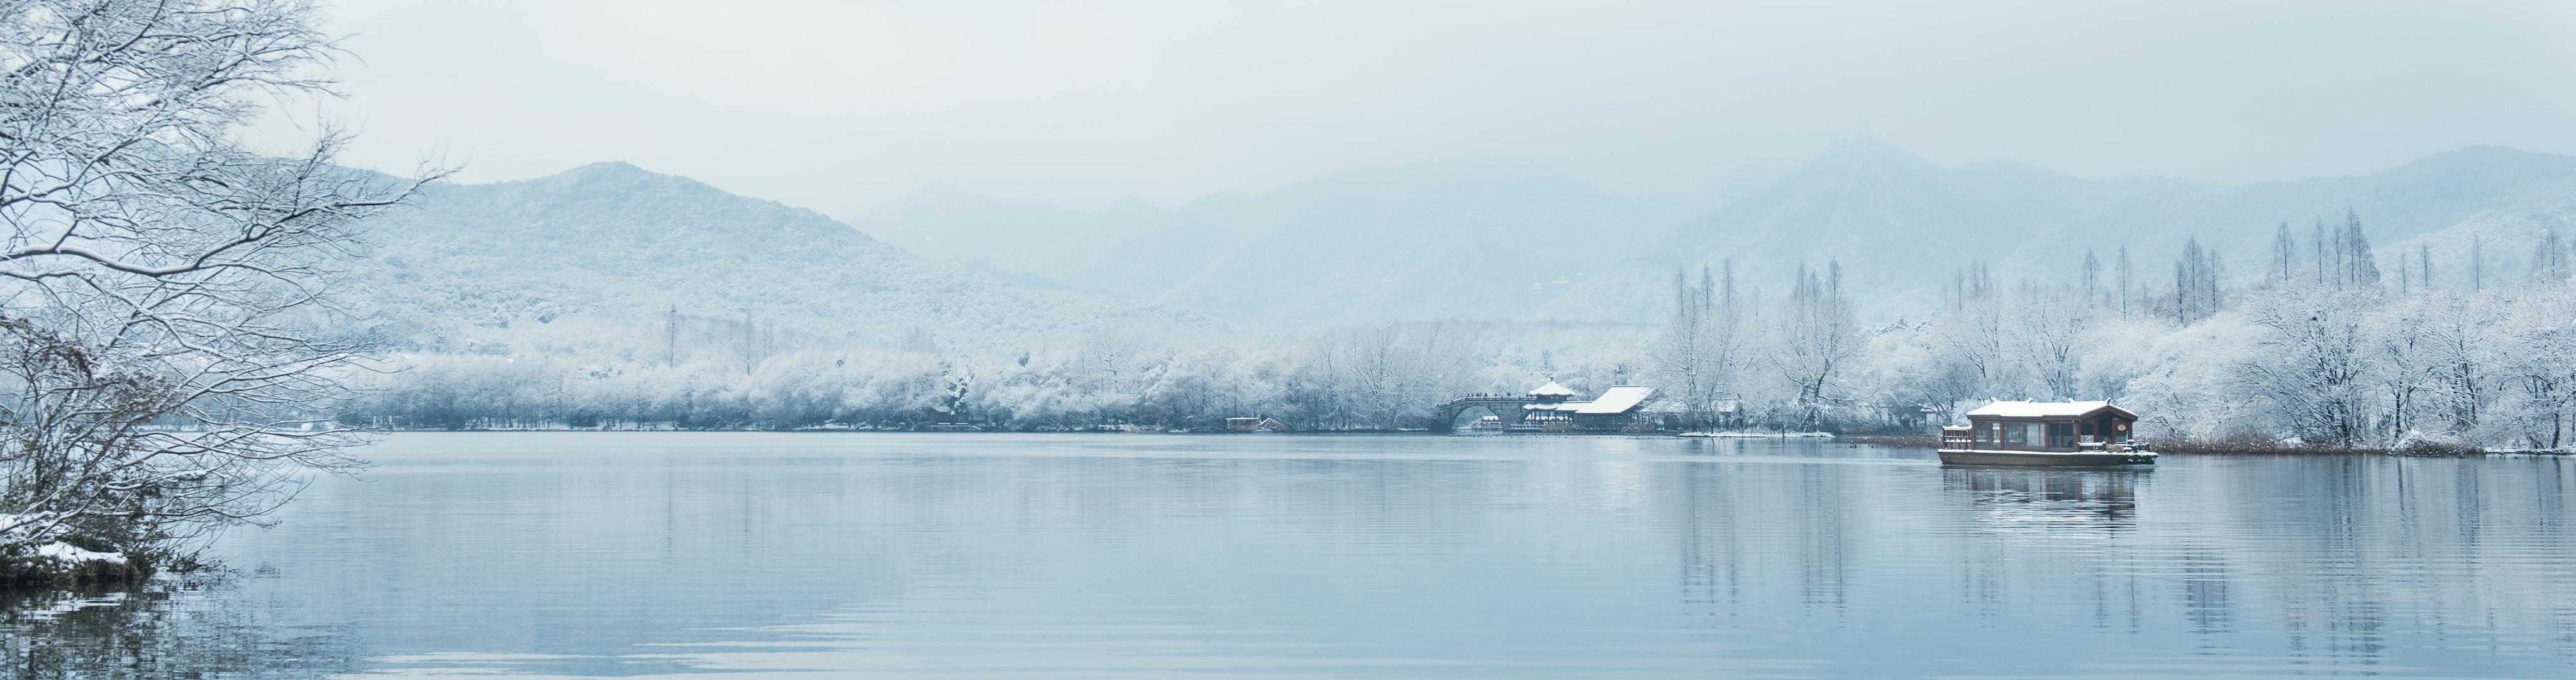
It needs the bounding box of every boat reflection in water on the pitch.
[1945,466,2143,533]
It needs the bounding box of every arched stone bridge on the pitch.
[1431,394,1536,432]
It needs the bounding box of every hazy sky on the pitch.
[255,1,2576,214]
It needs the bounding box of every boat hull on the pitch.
[1938,449,2157,467]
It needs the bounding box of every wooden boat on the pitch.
[1937,401,2156,467]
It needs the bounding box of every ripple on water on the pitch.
[6,433,2573,679]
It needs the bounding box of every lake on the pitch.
[5,433,2574,678]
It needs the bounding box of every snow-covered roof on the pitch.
[1528,382,1575,397]
[1575,386,1655,415]
[1963,400,2133,419]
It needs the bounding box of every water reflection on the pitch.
[1945,467,2140,531]
[3,435,2572,679]
[0,578,358,679]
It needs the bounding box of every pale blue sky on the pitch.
[257,0,2576,213]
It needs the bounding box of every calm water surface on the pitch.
[6,433,2575,678]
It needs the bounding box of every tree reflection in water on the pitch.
[1,577,355,679]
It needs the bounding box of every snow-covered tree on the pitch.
[2235,287,2377,447]
[2172,238,2223,324]
[1651,263,1743,430]
[2014,288,2093,400]
[2530,226,2569,282]
[1,0,440,571]
[2268,221,2296,284]
[2335,211,2381,289]
[1768,261,1862,428]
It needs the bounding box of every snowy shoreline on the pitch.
[3,542,142,589]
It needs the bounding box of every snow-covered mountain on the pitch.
[2384,183,2576,287]
[341,162,1211,353]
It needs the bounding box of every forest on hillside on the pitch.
[348,211,2576,452]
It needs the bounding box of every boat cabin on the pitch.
[1945,401,2138,452]
[1226,416,1285,433]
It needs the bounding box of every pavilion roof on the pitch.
[1574,386,1655,415]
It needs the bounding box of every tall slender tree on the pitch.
[2419,243,2434,291]
[2173,238,2223,323]
[2270,221,2297,284]
[2114,245,2135,316]
[2312,218,2331,285]
[2532,226,2570,281]
[2082,249,2102,300]
[2473,233,2486,291]
[2338,211,2380,289]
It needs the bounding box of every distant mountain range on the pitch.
[350,142,2576,350]
[342,162,1215,354]
[857,139,2576,324]
[852,160,1686,326]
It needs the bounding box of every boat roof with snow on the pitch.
[1962,400,2136,420]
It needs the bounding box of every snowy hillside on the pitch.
[341,162,1213,354]
[2384,184,2576,288]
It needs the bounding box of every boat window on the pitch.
[2002,423,2024,445]
[2047,422,2076,448]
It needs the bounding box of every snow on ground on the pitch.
[31,542,127,565]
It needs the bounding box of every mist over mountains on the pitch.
[857,138,2576,326]
[349,139,2576,355]
[854,160,1684,325]
[1655,140,2576,312]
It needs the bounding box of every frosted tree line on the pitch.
[347,318,1641,433]
[1849,213,2576,452]
[353,209,2576,453]
[1636,209,2575,452]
